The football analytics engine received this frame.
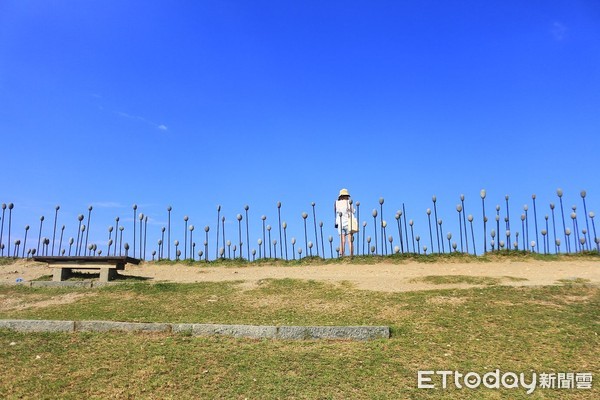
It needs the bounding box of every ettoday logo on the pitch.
[418,370,593,394]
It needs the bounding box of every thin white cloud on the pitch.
[115,111,168,132]
[552,21,567,41]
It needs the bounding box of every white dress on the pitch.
[335,199,355,235]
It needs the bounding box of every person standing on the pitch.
[334,188,357,256]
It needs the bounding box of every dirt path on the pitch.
[1,258,598,292]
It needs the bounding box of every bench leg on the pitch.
[53,268,70,282]
[100,268,118,282]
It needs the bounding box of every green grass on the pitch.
[409,275,529,286]
[0,279,598,399]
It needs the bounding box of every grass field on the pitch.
[1,272,598,399]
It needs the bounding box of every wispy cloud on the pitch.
[552,21,567,41]
[115,111,168,132]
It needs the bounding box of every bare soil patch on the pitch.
[1,257,598,293]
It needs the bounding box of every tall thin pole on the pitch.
[167,206,172,260]
[581,191,592,249]
[432,196,440,254]
[532,194,539,254]
[133,204,137,258]
[85,206,93,254]
[245,205,250,260]
[379,198,385,256]
[461,195,469,253]
[36,216,44,255]
[311,202,319,257]
[215,206,220,260]
[7,203,14,257]
[51,206,60,256]
[480,190,486,254]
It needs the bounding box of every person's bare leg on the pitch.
[340,233,345,256]
[349,234,354,256]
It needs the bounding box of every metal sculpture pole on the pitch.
[461,195,469,253]
[133,204,137,258]
[395,212,403,254]
[144,215,148,260]
[581,191,592,250]
[215,205,220,260]
[589,212,598,252]
[267,225,272,258]
[438,219,445,253]
[68,237,74,256]
[382,220,388,256]
[51,205,60,255]
[0,203,5,256]
[189,225,194,260]
[283,222,288,260]
[75,214,83,256]
[532,194,539,254]
[222,216,226,259]
[307,241,312,257]
[544,215,550,253]
[427,208,434,256]
[409,220,415,253]
[480,190,487,254]
[174,240,179,260]
[328,235,334,259]
[160,227,165,259]
[355,202,361,256]
[302,212,308,256]
[550,204,557,254]
[7,203,14,257]
[84,206,93,253]
[557,189,567,254]
[273,239,277,259]
[379,198,385,256]
[237,214,243,259]
[372,209,378,255]
[257,238,263,259]
[402,203,409,254]
[432,196,440,254]
[311,202,319,257]
[319,221,325,259]
[504,195,510,251]
[291,237,296,260]
[362,221,367,256]
[183,215,189,260]
[139,213,144,260]
[119,226,124,256]
[36,216,44,255]
[245,205,250,260]
[22,225,30,258]
[468,215,476,255]
[388,235,394,255]
[261,215,267,257]
[415,235,421,255]
[457,205,463,253]
[114,217,120,256]
[520,214,526,250]
[167,206,172,260]
[447,233,452,253]
[495,205,500,253]
[79,225,86,256]
[571,210,580,253]
[204,226,210,262]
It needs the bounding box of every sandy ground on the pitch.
[1,258,598,292]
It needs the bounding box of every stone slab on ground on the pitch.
[1,319,390,340]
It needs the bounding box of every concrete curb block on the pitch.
[0,320,390,340]
[0,319,75,333]
[75,321,172,333]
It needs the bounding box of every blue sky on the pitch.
[1,1,599,258]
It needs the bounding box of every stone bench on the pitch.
[33,256,141,282]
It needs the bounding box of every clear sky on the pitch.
[1,1,599,259]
